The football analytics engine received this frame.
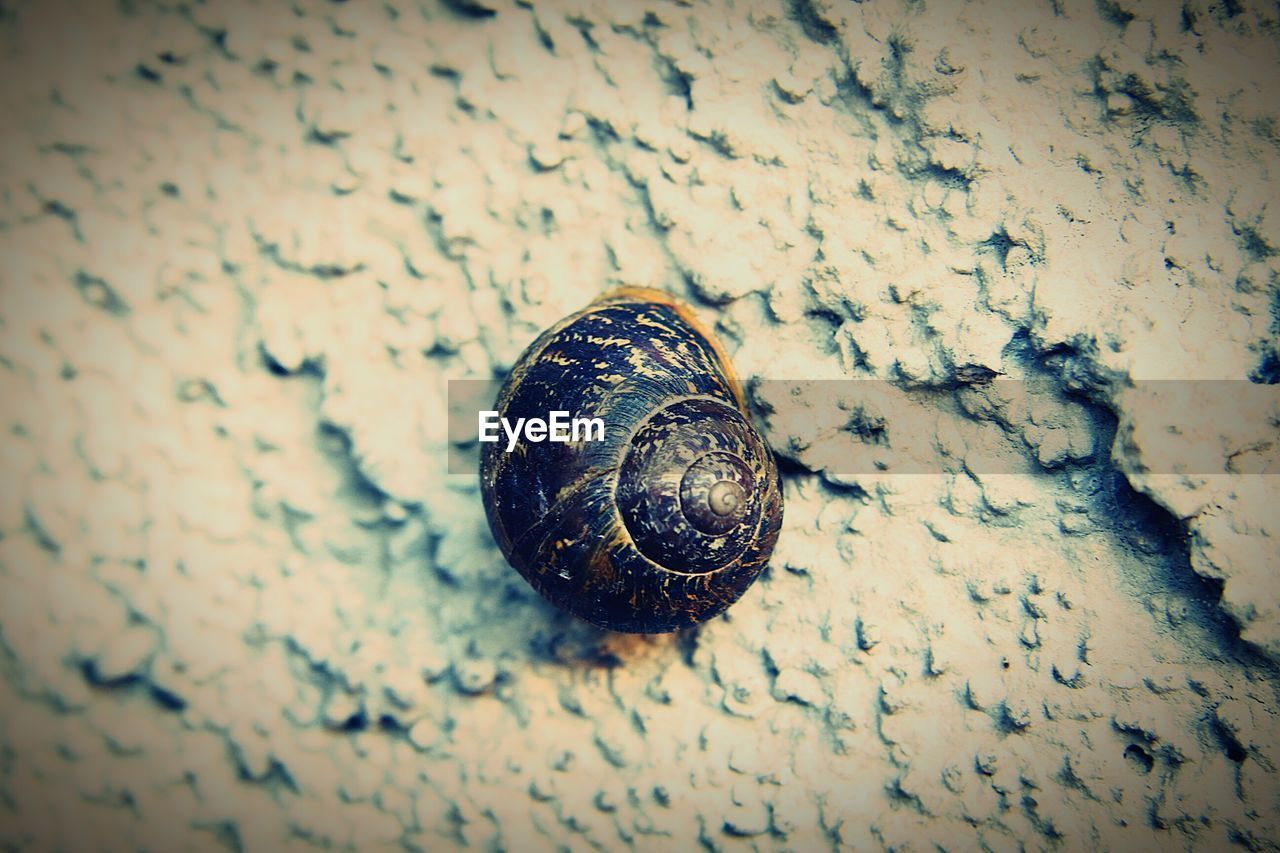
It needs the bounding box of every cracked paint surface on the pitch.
[0,0,1278,849]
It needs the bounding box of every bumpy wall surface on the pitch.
[1,0,1278,848]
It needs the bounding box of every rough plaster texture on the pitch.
[1,0,1278,849]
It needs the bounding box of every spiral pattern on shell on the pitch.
[480,288,784,633]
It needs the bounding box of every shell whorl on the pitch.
[615,396,768,576]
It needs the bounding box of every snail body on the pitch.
[480,288,783,633]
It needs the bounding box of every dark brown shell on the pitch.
[479,288,783,633]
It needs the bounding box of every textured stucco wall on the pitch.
[1,0,1278,849]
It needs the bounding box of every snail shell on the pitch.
[480,288,783,633]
